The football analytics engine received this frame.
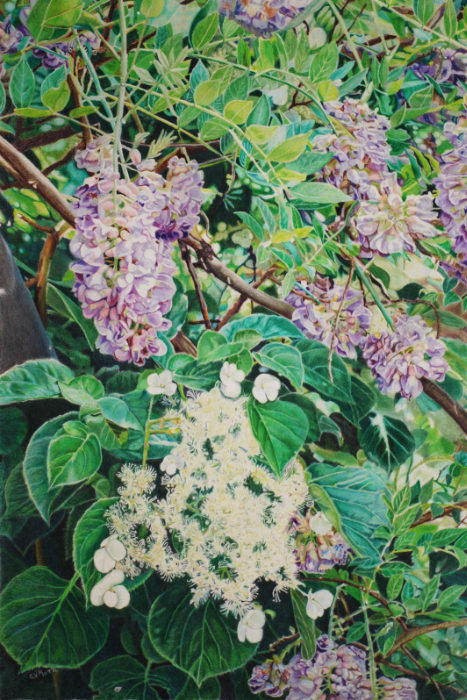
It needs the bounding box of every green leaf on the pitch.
[247,93,270,126]
[291,590,316,660]
[0,407,27,454]
[317,79,339,101]
[28,0,84,40]
[253,343,304,389]
[167,354,221,391]
[165,293,188,339]
[444,0,457,38]
[48,421,102,486]
[233,329,263,350]
[268,134,310,163]
[309,42,338,84]
[414,0,434,25]
[97,396,144,431]
[73,498,118,600]
[23,412,79,522]
[0,81,6,116]
[224,100,253,125]
[60,376,104,406]
[438,586,466,609]
[307,464,389,564]
[148,581,256,686]
[0,359,74,406]
[245,124,279,144]
[288,151,333,175]
[192,12,218,49]
[200,117,229,140]
[346,622,366,643]
[15,107,53,118]
[360,413,415,472]
[421,575,440,611]
[220,314,303,342]
[41,66,70,111]
[281,393,320,442]
[194,80,221,106]
[248,397,308,476]
[10,57,34,109]
[387,574,404,600]
[290,182,351,205]
[393,505,420,536]
[48,284,99,350]
[297,339,352,403]
[5,463,39,518]
[90,654,194,700]
[140,0,165,18]
[0,567,108,672]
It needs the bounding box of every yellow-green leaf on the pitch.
[224,100,253,125]
[268,133,310,163]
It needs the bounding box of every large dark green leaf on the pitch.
[359,413,415,472]
[168,354,221,391]
[0,407,28,454]
[5,463,39,518]
[220,314,303,342]
[253,343,304,389]
[307,464,389,565]
[336,376,375,426]
[281,394,320,442]
[0,567,108,672]
[23,412,79,523]
[48,421,102,486]
[297,339,353,403]
[0,360,74,405]
[248,397,308,476]
[97,395,145,431]
[47,284,98,350]
[148,581,256,686]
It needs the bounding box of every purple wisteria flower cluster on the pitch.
[70,138,203,365]
[0,16,28,77]
[434,118,467,277]
[291,510,352,574]
[218,0,314,36]
[286,274,372,360]
[311,99,438,257]
[362,314,449,400]
[249,636,417,699]
[32,32,100,70]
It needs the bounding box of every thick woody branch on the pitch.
[421,377,467,434]
[17,125,77,152]
[377,618,467,660]
[179,241,212,330]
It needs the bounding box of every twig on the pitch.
[180,241,212,329]
[17,125,77,152]
[42,145,81,177]
[412,500,467,528]
[378,618,467,659]
[216,267,276,331]
[171,330,197,357]
[67,73,92,146]
[269,632,300,652]
[379,661,467,698]
[35,232,59,326]
[328,259,355,382]
[401,645,446,700]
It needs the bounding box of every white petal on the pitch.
[103,589,119,608]
[306,599,324,620]
[90,582,106,606]
[164,382,177,396]
[94,548,116,574]
[159,370,173,386]
[220,362,231,383]
[308,512,332,536]
[246,626,264,644]
[147,373,162,388]
[221,380,241,399]
[106,537,126,562]
[237,620,246,642]
[246,610,266,630]
[101,568,125,588]
[264,386,279,401]
[233,368,245,383]
[114,585,131,609]
[313,589,334,610]
[252,386,267,403]
[147,384,163,396]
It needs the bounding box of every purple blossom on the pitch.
[379,677,418,700]
[312,99,391,200]
[362,314,449,400]
[33,31,100,69]
[291,510,352,574]
[218,0,315,36]
[70,143,203,366]
[249,662,291,696]
[434,120,467,260]
[353,173,437,257]
[287,274,372,360]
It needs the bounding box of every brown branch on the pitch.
[401,645,446,700]
[412,500,467,528]
[0,134,75,226]
[35,232,59,326]
[378,618,467,660]
[269,632,300,652]
[42,144,81,177]
[179,241,212,330]
[102,0,118,41]
[421,378,467,434]
[216,267,276,331]
[171,330,197,357]
[17,125,77,152]
[67,73,92,146]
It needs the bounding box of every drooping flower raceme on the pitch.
[291,509,352,574]
[106,388,309,616]
[312,99,391,199]
[70,140,203,365]
[218,0,316,37]
[362,314,449,400]
[287,275,372,360]
[353,173,438,256]
[249,635,418,699]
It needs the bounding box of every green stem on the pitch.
[355,262,394,330]
[114,0,129,176]
[364,607,378,697]
[142,397,154,470]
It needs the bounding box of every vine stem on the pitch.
[114,0,128,177]
[364,608,378,698]
[142,397,154,470]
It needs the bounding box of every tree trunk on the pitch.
[0,233,56,375]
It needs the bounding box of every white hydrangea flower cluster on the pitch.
[106,387,309,616]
